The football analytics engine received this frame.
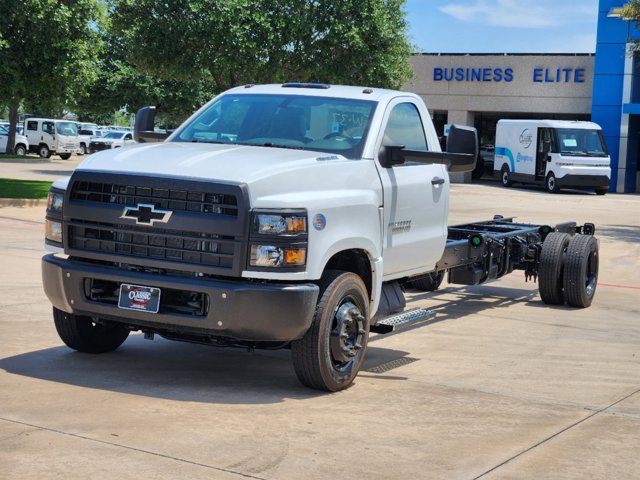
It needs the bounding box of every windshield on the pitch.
[55,121,78,136]
[104,132,125,139]
[173,93,377,159]
[555,128,608,157]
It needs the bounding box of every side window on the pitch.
[382,103,428,151]
[27,121,38,131]
[43,122,54,135]
[125,133,132,140]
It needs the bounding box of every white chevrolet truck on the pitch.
[42,84,599,391]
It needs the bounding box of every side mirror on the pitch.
[446,125,478,172]
[378,144,406,168]
[134,106,170,143]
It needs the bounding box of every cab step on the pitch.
[370,307,436,334]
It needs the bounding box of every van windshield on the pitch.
[173,94,377,160]
[56,122,78,136]
[555,128,608,157]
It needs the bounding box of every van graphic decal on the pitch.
[495,147,515,172]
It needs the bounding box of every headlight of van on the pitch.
[248,210,307,270]
[45,188,64,246]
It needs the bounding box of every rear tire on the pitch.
[563,235,599,308]
[291,271,369,392]
[538,232,570,305]
[411,270,445,292]
[38,145,51,158]
[595,188,607,196]
[500,166,512,187]
[53,307,130,353]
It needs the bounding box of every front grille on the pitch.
[90,142,110,152]
[68,221,236,269]
[71,181,238,217]
[64,172,249,277]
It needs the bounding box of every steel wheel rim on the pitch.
[585,249,598,297]
[329,297,365,372]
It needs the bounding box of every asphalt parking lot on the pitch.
[1,174,639,479]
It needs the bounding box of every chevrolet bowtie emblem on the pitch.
[121,203,173,226]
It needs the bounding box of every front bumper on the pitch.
[555,174,610,189]
[42,254,319,342]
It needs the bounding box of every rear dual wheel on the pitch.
[539,234,598,308]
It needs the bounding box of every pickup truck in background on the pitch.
[42,84,600,391]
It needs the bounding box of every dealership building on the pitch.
[406,0,639,193]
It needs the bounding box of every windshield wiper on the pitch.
[191,139,227,144]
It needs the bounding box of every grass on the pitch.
[0,178,53,199]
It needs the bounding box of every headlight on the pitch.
[45,188,64,246]
[250,245,307,267]
[253,213,307,235]
[47,191,64,213]
[45,220,63,243]
[248,210,308,270]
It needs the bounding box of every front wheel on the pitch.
[78,144,86,155]
[291,271,369,392]
[545,172,559,193]
[59,153,72,160]
[53,308,130,353]
[14,144,26,156]
[595,188,608,196]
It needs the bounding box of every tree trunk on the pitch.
[6,102,20,154]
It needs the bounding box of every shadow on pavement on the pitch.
[0,334,412,404]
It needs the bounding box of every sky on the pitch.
[404,0,600,54]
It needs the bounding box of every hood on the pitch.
[75,142,380,207]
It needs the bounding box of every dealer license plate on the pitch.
[118,283,161,313]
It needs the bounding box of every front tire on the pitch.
[79,144,86,155]
[545,172,559,193]
[292,271,369,392]
[595,188,608,196]
[53,307,130,353]
[59,153,72,160]
[14,144,26,156]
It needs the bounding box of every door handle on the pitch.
[431,177,445,185]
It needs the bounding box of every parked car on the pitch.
[78,128,103,155]
[0,125,29,155]
[89,131,135,153]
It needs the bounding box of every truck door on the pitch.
[375,100,448,277]
[42,121,56,149]
[536,127,553,178]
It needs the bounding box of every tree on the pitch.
[74,31,215,126]
[620,2,640,53]
[111,0,413,94]
[0,0,103,153]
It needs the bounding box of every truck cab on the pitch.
[24,118,80,159]
[494,119,611,194]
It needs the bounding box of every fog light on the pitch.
[46,220,63,243]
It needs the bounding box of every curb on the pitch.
[0,198,48,207]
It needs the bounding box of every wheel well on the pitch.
[323,249,372,298]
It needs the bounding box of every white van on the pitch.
[494,120,611,195]
[24,118,80,160]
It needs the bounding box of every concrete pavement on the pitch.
[0,183,639,479]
